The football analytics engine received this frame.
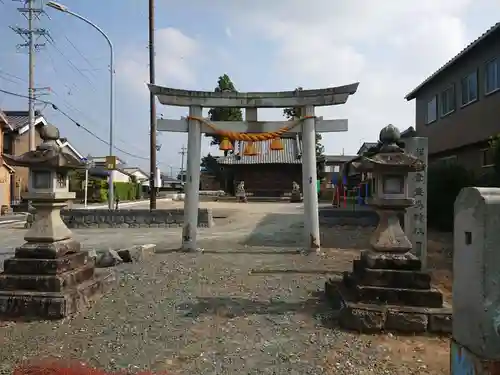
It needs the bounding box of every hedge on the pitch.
[82,180,141,203]
[113,182,137,201]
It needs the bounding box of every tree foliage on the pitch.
[206,74,243,156]
[200,153,225,184]
[283,88,325,158]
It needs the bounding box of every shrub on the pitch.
[427,163,475,231]
[113,182,137,201]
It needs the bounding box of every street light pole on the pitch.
[46,1,115,209]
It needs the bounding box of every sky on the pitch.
[1,0,499,176]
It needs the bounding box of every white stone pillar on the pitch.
[182,105,202,251]
[301,105,321,252]
[404,137,428,269]
[245,108,257,122]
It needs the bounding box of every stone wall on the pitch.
[32,208,214,229]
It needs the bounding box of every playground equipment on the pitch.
[148,85,359,252]
[331,171,372,209]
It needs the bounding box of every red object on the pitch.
[13,359,169,375]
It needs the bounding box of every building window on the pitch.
[2,133,13,155]
[481,148,495,167]
[485,58,500,94]
[440,85,455,116]
[461,71,478,106]
[426,95,437,124]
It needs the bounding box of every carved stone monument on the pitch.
[290,181,303,202]
[0,125,115,320]
[325,125,451,334]
[452,187,500,372]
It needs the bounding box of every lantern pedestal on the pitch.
[326,250,451,334]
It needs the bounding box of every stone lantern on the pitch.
[0,125,114,320]
[357,125,421,254]
[325,124,451,334]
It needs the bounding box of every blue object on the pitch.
[365,182,369,204]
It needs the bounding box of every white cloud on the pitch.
[117,27,200,95]
[113,0,500,163]
[226,0,492,154]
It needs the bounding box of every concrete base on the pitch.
[324,250,452,334]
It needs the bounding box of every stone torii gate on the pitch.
[148,84,359,252]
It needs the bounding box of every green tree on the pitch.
[200,153,225,185]
[206,74,243,156]
[283,87,325,158]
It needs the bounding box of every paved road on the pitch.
[0,202,304,264]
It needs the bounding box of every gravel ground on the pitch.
[0,203,450,374]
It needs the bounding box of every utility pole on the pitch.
[179,145,187,182]
[11,0,50,151]
[148,0,157,210]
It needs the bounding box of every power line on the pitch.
[2,57,149,157]
[63,35,99,79]
[0,87,149,161]
[0,73,23,85]
[49,87,151,155]
[0,69,26,82]
[47,39,96,89]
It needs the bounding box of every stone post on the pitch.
[182,105,203,251]
[404,137,428,269]
[301,105,320,252]
[452,187,500,374]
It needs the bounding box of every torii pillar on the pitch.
[148,84,359,252]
